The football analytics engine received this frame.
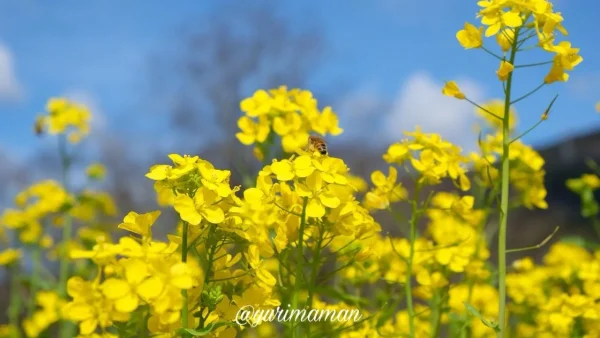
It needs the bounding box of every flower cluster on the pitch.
[455,0,582,84]
[236,86,343,159]
[36,97,92,143]
[0,180,67,246]
[476,132,548,209]
[65,210,203,336]
[1,1,592,336]
[381,127,471,191]
[508,243,600,337]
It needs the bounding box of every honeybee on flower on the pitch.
[306,134,328,156]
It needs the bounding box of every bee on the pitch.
[307,135,328,155]
[33,116,45,136]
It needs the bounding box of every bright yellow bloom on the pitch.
[442,81,466,99]
[40,97,91,143]
[364,166,407,210]
[118,210,161,238]
[0,248,21,265]
[456,22,483,49]
[63,277,130,335]
[174,187,225,225]
[496,60,514,81]
[496,28,514,52]
[236,115,270,145]
[85,163,106,180]
[237,87,343,155]
[22,291,65,338]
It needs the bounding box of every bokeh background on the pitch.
[0,0,599,307]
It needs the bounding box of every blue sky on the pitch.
[0,0,598,164]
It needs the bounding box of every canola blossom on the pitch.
[0,1,594,338]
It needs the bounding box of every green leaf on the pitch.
[463,302,500,333]
[376,297,401,328]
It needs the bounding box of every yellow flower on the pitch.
[456,22,483,49]
[364,166,407,210]
[63,277,130,335]
[240,89,272,117]
[496,28,514,52]
[101,259,164,313]
[118,210,161,238]
[22,291,65,338]
[42,97,91,143]
[296,172,342,218]
[442,81,466,99]
[85,163,106,180]
[237,87,344,154]
[0,248,21,266]
[236,116,270,145]
[174,187,225,225]
[496,60,515,81]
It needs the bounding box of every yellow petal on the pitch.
[137,277,164,300]
[80,318,98,335]
[145,164,170,180]
[202,205,225,224]
[102,278,130,299]
[174,194,202,225]
[124,259,150,284]
[306,199,325,218]
[371,171,387,187]
[115,292,139,313]
[319,192,340,209]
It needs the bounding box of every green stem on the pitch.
[514,60,553,68]
[199,224,217,329]
[497,27,520,338]
[181,221,189,329]
[28,246,41,316]
[305,225,324,338]
[57,135,75,338]
[58,135,72,298]
[406,184,422,338]
[291,197,308,338]
[430,284,449,338]
[8,265,22,338]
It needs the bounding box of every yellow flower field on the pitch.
[1,1,597,338]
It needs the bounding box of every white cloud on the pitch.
[0,42,23,102]
[63,89,106,131]
[335,83,391,143]
[337,83,384,118]
[384,71,484,152]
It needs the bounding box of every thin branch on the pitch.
[509,94,558,144]
[509,119,543,145]
[481,46,504,61]
[514,60,553,68]
[511,82,545,105]
[466,98,503,120]
[274,201,302,217]
[507,226,559,253]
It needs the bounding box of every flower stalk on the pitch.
[497,27,520,338]
[291,197,308,338]
[181,221,189,329]
[406,183,422,338]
